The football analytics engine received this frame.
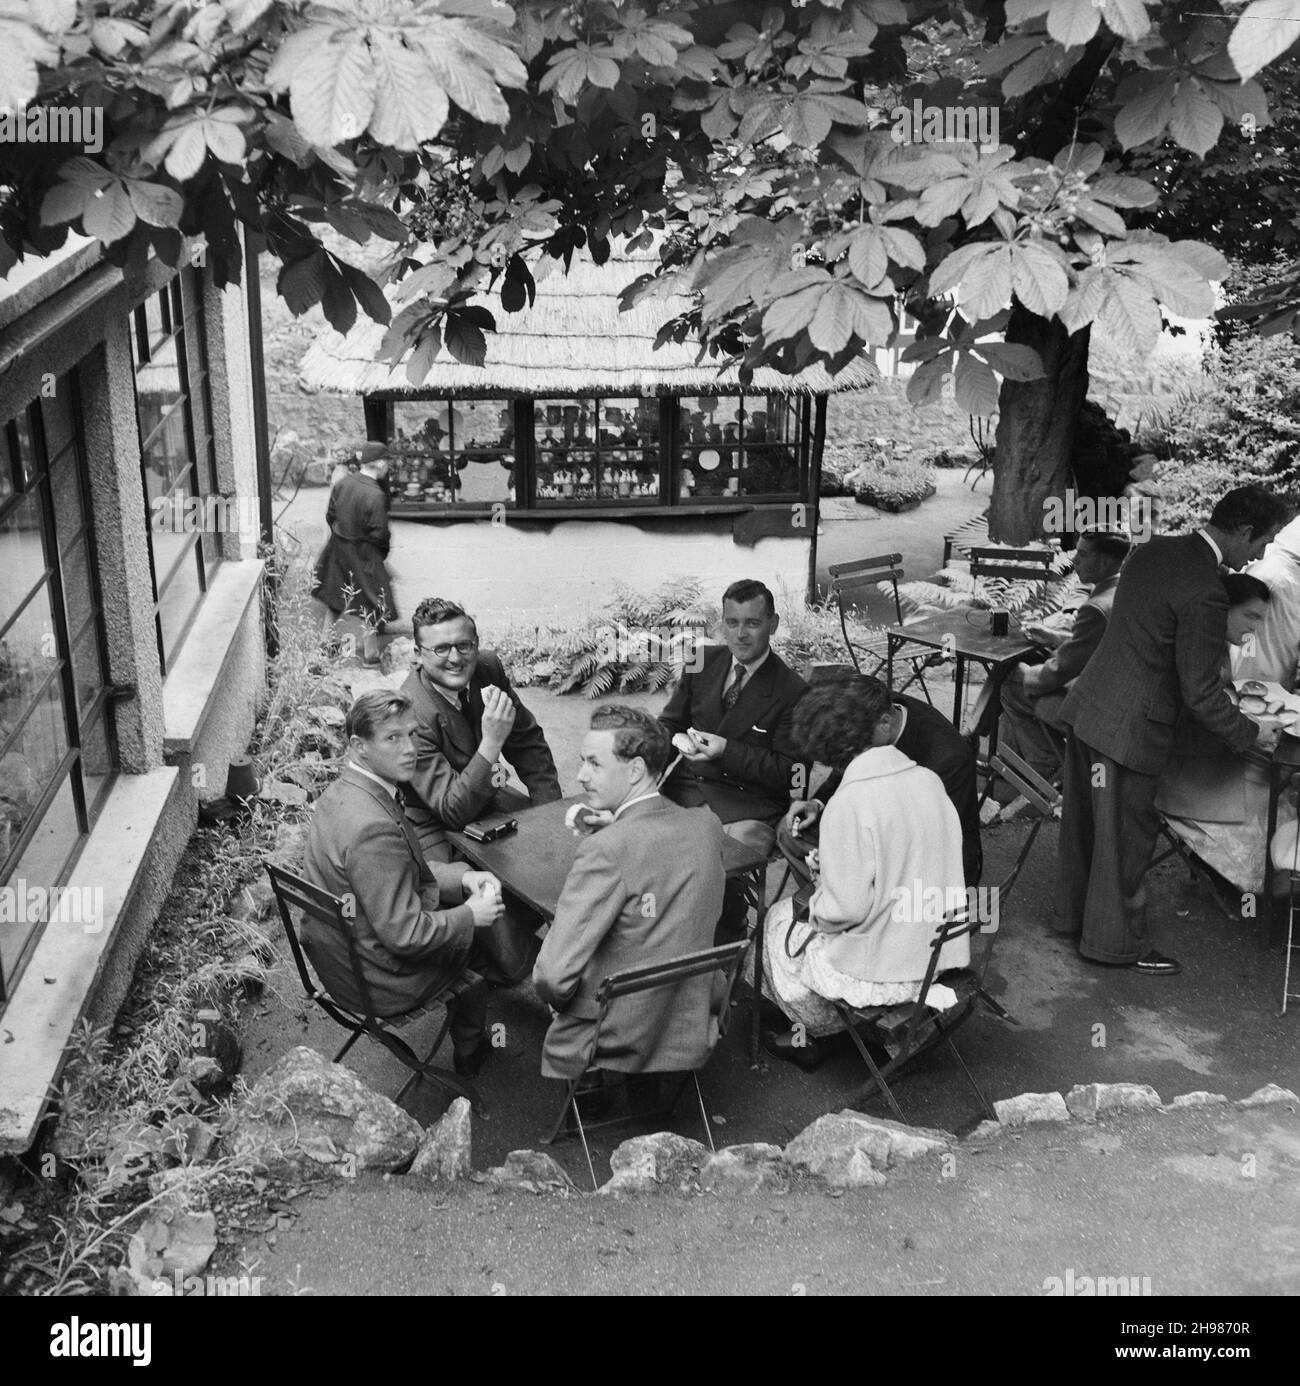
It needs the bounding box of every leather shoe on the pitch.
[762,1028,824,1072]
[1131,950,1182,976]
[452,1038,491,1077]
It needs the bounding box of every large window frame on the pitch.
[130,269,221,673]
[368,393,812,516]
[0,380,117,1004]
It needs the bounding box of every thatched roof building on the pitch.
[298,246,878,398]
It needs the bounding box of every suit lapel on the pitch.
[415,667,476,758]
[341,766,429,879]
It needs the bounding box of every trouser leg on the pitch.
[717,818,777,942]
[1056,732,1096,935]
[1078,754,1158,964]
[446,971,488,1058]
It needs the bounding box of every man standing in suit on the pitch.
[301,690,505,1077]
[779,674,983,886]
[311,442,398,629]
[998,528,1131,784]
[534,706,725,1084]
[658,579,806,935]
[401,596,562,983]
[1058,485,1290,975]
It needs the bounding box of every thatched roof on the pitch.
[298,246,878,399]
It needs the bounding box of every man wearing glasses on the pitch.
[401,597,562,983]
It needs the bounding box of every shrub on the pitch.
[1142,332,1300,533]
[853,456,937,512]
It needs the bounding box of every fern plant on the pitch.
[548,578,717,698]
[898,545,1079,623]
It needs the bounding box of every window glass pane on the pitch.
[59,540,94,639]
[79,710,114,822]
[0,660,70,825]
[150,500,200,597]
[140,400,191,501]
[157,544,203,657]
[69,613,105,716]
[48,442,84,545]
[41,380,76,460]
[11,410,37,488]
[389,402,516,505]
[142,290,169,354]
[0,490,49,634]
[535,398,659,503]
[0,776,81,987]
[678,397,742,499]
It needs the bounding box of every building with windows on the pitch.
[0,236,268,1152]
[299,247,876,623]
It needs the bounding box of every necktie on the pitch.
[391,787,429,874]
[458,688,471,716]
[723,663,745,710]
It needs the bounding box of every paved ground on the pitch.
[239,1102,1300,1297]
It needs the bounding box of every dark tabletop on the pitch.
[887,611,1040,665]
[446,796,769,920]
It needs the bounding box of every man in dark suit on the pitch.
[401,596,562,983]
[534,706,725,1082]
[778,674,983,886]
[301,690,505,1076]
[998,528,1130,784]
[658,579,807,935]
[311,442,398,629]
[658,578,807,850]
[1058,485,1290,974]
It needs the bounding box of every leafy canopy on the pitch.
[3,0,1299,407]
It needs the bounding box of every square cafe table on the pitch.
[447,796,773,1065]
[886,611,1041,735]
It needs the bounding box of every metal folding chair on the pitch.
[265,862,483,1113]
[542,941,749,1189]
[827,553,942,703]
[987,745,1062,907]
[832,906,1009,1125]
[968,545,1057,614]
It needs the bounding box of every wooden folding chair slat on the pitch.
[544,939,749,1188]
[828,552,939,704]
[265,861,483,1113]
[832,909,1009,1124]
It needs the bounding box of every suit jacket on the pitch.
[1023,574,1118,696]
[401,652,562,853]
[811,693,982,884]
[658,645,807,824]
[532,796,726,1080]
[301,765,474,1016]
[1061,533,1259,775]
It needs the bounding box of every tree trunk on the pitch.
[988,307,1092,543]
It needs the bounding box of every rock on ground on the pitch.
[1065,1082,1162,1122]
[1164,1091,1228,1110]
[994,1091,1070,1127]
[783,1111,893,1184]
[224,1046,422,1175]
[599,1133,710,1195]
[477,1150,576,1195]
[1239,1084,1299,1107]
[699,1143,788,1194]
[410,1098,472,1182]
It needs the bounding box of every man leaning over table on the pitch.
[534,706,725,1108]
[400,596,562,986]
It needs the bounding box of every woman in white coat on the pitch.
[764,676,969,1070]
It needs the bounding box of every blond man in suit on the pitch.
[302,690,505,1078]
[534,706,726,1082]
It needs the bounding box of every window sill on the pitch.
[394,503,766,522]
[0,766,181,1153]
[162,558,264,756]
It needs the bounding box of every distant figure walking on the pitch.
[312,441,398,629]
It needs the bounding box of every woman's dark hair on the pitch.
[792,675,893,769]
[1222,572,1270,607]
